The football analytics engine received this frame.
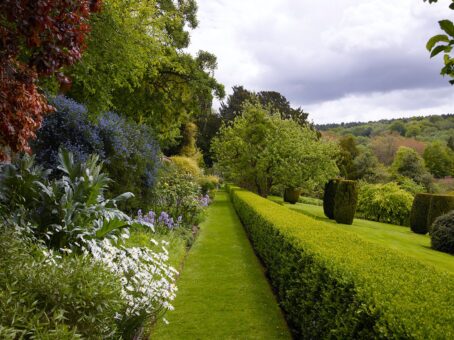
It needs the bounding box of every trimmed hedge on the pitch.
[323,179,339,219]
[283,188,301,204]
[410,193,433,234]
[333,180,357,225]
[427,195,454,231]
[227,185,454,339]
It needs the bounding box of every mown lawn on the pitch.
[152,191,291,339]
[269,196,454,274]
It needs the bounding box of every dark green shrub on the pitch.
[0,231,123,338]
[283,188,301,204]
[333,180,358,225]
[431,211,454,254]
[427,194,454,231]
[410,193,433,234]
[228,186,454,339]
[323,179,339,219]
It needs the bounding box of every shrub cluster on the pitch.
[228,185,454,339]
[0,152,178,338]
[32,96,161,212]
[323,179,357,225]
[0,231,123,338]
[151,163,208,230]
[431,211,454,254]
[357,182,414,226]
[410,193,454,234]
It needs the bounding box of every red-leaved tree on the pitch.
[0,0,102,161]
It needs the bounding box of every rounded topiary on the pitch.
[284,188,301,204]
[431,210,454,254]
[323,179,339,219]
[410,193,433,234]
[333,180,358,225]
[427,194,454,232]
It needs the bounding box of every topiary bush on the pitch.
[323,179,339,219]
[410,193,433,234]
[427,195,454,232]
[431,211,454,254]
[333,180,358,225]
[283,188,301,204]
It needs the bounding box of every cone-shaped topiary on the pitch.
[431,210,454,254]
[410,193,433,234]
[323,179,339,219]
[284,188,301,204]
[333,180,358,225]
[427,194,454,232]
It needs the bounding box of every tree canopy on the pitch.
[67,0,224,147]
[219,86,309,126]
[212,101,338,197]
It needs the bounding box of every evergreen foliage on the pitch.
[431,211,454,254]
[410,193,433,234]
[427,194,454,230]
[323,179,339,219]
[333,180,358,225]
[228,185,454,339]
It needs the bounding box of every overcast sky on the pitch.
[187,0,454,124]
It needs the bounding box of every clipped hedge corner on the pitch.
[427,195,454,231]
[410,193,433,234]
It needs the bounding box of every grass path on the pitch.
[270,197,454,274]
[152,191,291,339]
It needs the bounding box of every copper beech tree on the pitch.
[0,0,101,161]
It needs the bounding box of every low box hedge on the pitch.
[227,185,454,339]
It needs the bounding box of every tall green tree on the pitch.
[337,135,359,179]
[67,0,224,147]
[212,101,338,197]
[219,86,309,126]
[423,142,454,177]
[391,146,433,190]
[195,111,222,166]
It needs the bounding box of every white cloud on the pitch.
[306,87,454,124]
[188,0,453,122]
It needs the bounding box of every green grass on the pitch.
[125,230,187,269]
[153,191,291,339]
[274,198,454,274]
